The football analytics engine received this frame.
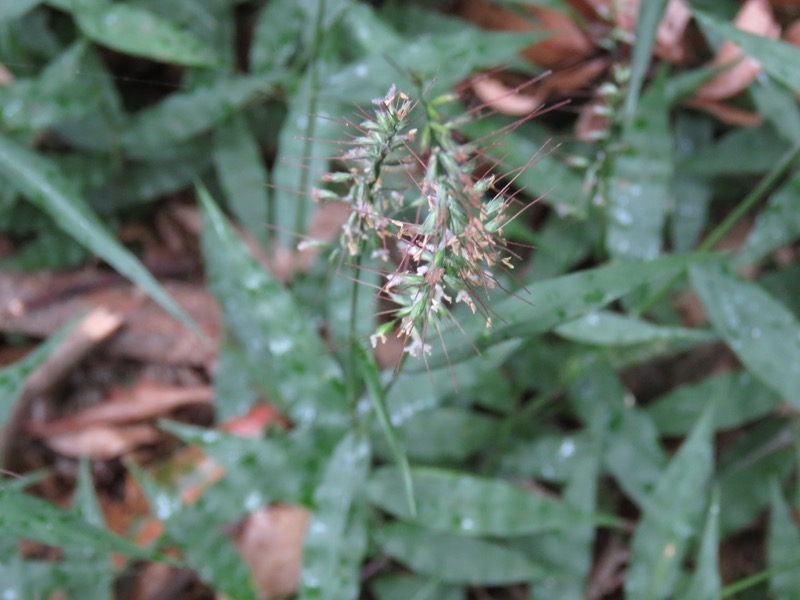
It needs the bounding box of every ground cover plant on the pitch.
[1,0,800,598]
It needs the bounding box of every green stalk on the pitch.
[293,0,327,253]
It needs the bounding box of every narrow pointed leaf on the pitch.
[0,486,166,562]
[367,467,616,537]
[0,41,102,132]
[357,343,415,516]
[198,185,349,427]
[528,453,599,599]
[694,10,800,92]
[69,0,216,66]
[555,310,712,346]
[624,0,669,116]
[0,322,73,433]
[213,114,270,244]
[120,75,278,155]
[690,264,800,406]
[299,432,370,600]
[625,403,715,599]
[647,371,779,435]
[376,522,545,584]
[416,253,695,369]
[768,481,800,599]
[64,460,113,598]
[684,488,721,600]
[0,0,41,21]
[608,74,671,260]
[0,133,199,335]
[735,170,800,267]
[568,362,667,507]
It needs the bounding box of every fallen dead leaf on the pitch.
[694,0,781,101]
[683,97,763,126]
[0,271,219,368]
[28,382,213,436]
[786,19,800,45]
[609,0,693,63]
[458,0,595,68]
[45,424,160,460]
[234,505,310,600]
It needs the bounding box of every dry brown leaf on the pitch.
[457,0,594,67]
[472,57,609,115]
[0,271,219,368]
[684,97,764,126]
[45,424,160,459]
[608,0,692,63]
[221,403,284,436]
[471,76,542,116]
[235,505,310,600]
[28,382,213,436]
[694,0,781,101]
[786,19,800,45]
[0,63,13,85]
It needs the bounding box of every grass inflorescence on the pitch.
[314,85,523,358]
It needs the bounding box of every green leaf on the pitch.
[647,371,780,436]
[527,453,599,599]
[0,486,166,562]
[555,310,712,346]
[212,341,259,422]
[367,467,615,536]
[213,114,270,245]
[678,123,788,175]
[165,503,257,599]
[750,76,800,144]
[735,169,800,267]
[608,73,672,260]
[64,460,113,598]
[624,0,669,117]
[161,420,327,511]
[68,0,217,66]
[356,344,415,516]
[386,407,498,463]
[322,30,539,104]
[568,361,667,507]
[671,112,713,252]
[0,41,102,132]
[717,420,793,535]
[768,481,800,599]
[120,74,278,155]
[625,402,715,600]
[694,10,800,92]
[0,0,42,21]
[498,433,594,484]
[371,575,463,600]
[128,459,258,599]
[89,155,212,211]
[684,488,721,600]
[0,321,72,435]
[376,522,545,584]
[0,132,199,335]
[299,432,370,600]
[418,253,695,370]
[249,0,306,73]
[270,81,343,246]
[198,184,350,428]
[690,264,800,406]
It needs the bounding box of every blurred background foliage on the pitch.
[1,0,800,599]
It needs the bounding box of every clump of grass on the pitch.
[314,85,522,358]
